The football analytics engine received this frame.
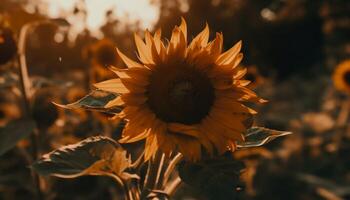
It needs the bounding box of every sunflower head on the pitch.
[89,39,123,83]
[95,18,266,161]
[91,38,119,67]
[333,60,350,94]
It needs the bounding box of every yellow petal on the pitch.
[168,27,179,55]
[168,123,200,138]
[168,123,214,157]
[216,89,267,104]
[168,27,186,59]
[212,53,243,77]
[234,68,247,79]
[209,107,251,132]
[119,78,146,93]
[229,53,243,69]
[216,40,242,65]
[235,80,251,86]
[144,29,153,49]
[134,33,154,64]
[94,79,129,94]
[234,86,268,103]
[119,127,149,143]
[116,48,145,69]
[214,97,257,114]
[144,132,158,160]
[119,109,156,143]
[123,109,154,134]
[148,44,159,65]
[171,134,201,161]
[120,93,147,106]
[184,140,201,161]
[188,23,209,51]
[179,17,187,43]
[153,29,167,61]
[212,78,233,90]
[204,116,244,142]
[144,119,165,160]
[207,32,223,57]
[105,97,124,108]
[199,119,230,154]
[158,131,175,156]
[195,128,214,156]
[144,30,163,65]
[153,28,162,52]
[208,64,239,78]
[109,66,150,86]
[118,106,140,118]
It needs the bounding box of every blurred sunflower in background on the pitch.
[89,39,122,83]
[333,59,350,94]
[0,26,17,65]
[95,18,266,161]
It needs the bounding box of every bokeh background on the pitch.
[1,0,350,199]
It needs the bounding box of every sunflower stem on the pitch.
[155,153,166,189]
[141,151,165,199]
[163,153,183,186]
[164,176,182,196]
[17,22,44,200]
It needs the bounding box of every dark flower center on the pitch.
[146,62,215,125]
[343,71,350,85]
[95,45,117,67]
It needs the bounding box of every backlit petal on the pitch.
[216,40,242,65]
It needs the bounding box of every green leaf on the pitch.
[237,127,292,148]
[54,90,121,114]
[0,118,36,156]
[32,136,132,181]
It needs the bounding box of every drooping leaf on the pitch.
[0,118,36,156]
[32,136,132,181]
[54,90,121,114]
[237,127,292,148]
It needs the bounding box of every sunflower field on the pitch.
[0,0,349,200]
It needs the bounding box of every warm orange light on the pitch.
[39,0,159,36]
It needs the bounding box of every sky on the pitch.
[36,0,160,37]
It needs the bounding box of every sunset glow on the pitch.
[39,0,160,36]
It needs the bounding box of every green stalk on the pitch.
[17,22,43,200]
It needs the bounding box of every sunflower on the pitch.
[94,18,266,161]
[89,39,122,83]
[333,59,350,94]
[91,38,120,68]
